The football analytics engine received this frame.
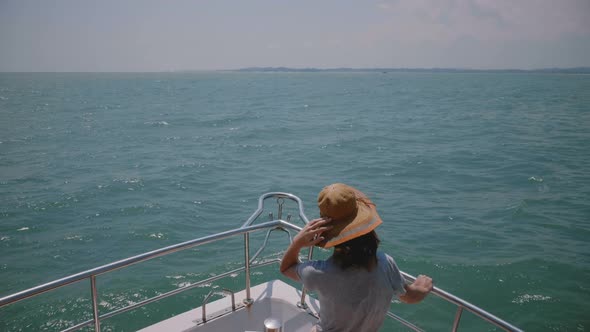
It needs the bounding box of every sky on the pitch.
[0,0,589,72]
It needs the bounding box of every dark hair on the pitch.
[332,231,380,271]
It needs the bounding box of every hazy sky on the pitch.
[1,0,589,71]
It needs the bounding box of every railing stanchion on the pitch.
[452,306,464,332]
[243,233,253,305]
[90,276,100,332]
[297,246,314,309]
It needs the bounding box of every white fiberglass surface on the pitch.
[187,297,317,332]
[139,280,320,332]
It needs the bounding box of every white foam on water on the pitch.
[99,300,114,310]
[144,121,170,126]
[113,178,141,184]
[166,275,185,279]
[512,294,552,304]
[17,227,29,231]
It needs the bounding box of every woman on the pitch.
[280,183,433,332]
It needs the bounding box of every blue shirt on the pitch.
[296,251,406,332]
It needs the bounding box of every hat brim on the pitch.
[319,198,382,248]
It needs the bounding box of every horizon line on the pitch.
[1,66,590,74]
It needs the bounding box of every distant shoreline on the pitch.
[228,67,590,74]
[2,67,590,74]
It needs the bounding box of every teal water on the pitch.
[0,72,589,331]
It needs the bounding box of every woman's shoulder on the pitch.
[377,251,401,269]
[376,251,392,261]
[299,258,333,272]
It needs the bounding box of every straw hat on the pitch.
[317,183,382,248]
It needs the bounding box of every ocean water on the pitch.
[0,72,589,331]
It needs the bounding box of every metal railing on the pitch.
[0,192,523,332]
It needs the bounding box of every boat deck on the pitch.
[139,280,320,332]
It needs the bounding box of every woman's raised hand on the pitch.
[293,218,332,248]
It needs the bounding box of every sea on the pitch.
[0,72,589,331]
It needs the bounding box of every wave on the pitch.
[143,121,170,126]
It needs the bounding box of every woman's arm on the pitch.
[399,275,434,304]
[280,218,332,281]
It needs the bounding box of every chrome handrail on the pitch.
[250,226,292,264]
[400,272,522,332]
[239,192,313,307]
[61,260,280,332]
[241,192,310,228]
[201,288,235,323]
[0,192,523,332]
[0,219,284,308]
